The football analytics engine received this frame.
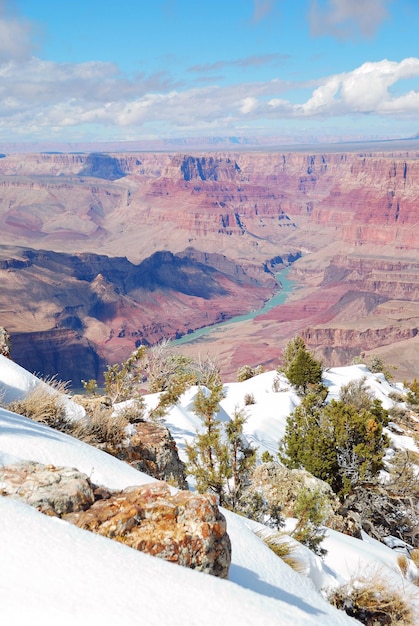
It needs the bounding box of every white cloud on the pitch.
[300,58,419,116]
[309,0,392,39]
[0,54,418,139]
[0,0,36,61]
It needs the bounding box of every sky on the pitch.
[1,0,419,144]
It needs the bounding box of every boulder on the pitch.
[0,461,95,516]
[119,421,188,489]
[0,461,231,578]
[246,462,345,531]
[65,482,231,578]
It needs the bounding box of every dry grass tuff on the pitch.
[255,529,305,573]
[328,569,416,625]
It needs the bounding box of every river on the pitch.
[173,265,297,346]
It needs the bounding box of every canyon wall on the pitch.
[0,147,418,381]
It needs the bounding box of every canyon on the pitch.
[0,143,418,383]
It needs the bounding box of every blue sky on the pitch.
[1,0,419,143]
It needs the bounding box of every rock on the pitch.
[3,149,419,380]
[118,420,188,489]
[64,482,231,578]
[0,461,231,578]
[0,327,11,358]
[0,461,95,516]
[246,462,345,532]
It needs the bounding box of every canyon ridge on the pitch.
[1,143,418,384]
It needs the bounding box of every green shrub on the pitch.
[104,346,147,403]
[237,364,263,382]
[291,486,328,556]
[279,391,389,498]
[261,450,274,463]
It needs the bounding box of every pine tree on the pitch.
[280,392,389,498]
[280,336,323,395]
[103,346,147,403]
[186,382,229,502]
[186,385,256,508]
[225,407,256,510]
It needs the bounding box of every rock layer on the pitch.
[1,148,419,378]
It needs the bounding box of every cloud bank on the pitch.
[0,0,416,141]
[1,53,418,139]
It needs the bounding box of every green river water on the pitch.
[173,265,297,346]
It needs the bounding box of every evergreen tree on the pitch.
[225,407,256,510]
[186,385,256,508]
[280,336,323,395]
[280,336,307,372]
[280,391,389,498]
[103,346,147,403]
[186,382,229,503]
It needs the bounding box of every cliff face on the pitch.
[1,148,419,380]
[2,245,277,385]
[1,150,418,257]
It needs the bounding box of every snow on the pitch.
[0,355,418,624]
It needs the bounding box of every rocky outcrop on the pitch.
[0,327,11,358]
[65,482,231,577]
[10,329,104,387]
[0,461,231,578]
[0,461,95,516]
[245,462,345,532]
[118,421,188,489]
[78,153,126,180]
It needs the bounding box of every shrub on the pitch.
[352,354,397,380]
[147,341,195,395]
[255,530,304,573]
[237,365,256,382]
[244,392,255,405]
[0,326,11,358]
[104,346,147,403]
[280,392,389,498]
[237,364,263,382]
[328,569,415,625]
[7,378,70,431]
[186,392,256,509]
[81,378,98,395]
[272,376,282,392]
[117,398,146,424]
[291,486,328,556]
[70,406,129,454]
[261,450,274,463]
[411,549,419,569]
[397,554,409,577]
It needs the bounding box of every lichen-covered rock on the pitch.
[0,326,11,358]
[246,462,345,531]
[65,482,231,578]
[119,421,188,489]
[0,461,95,516]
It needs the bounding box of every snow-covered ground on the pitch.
[143,363,418,462]
[0,355,418,625]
